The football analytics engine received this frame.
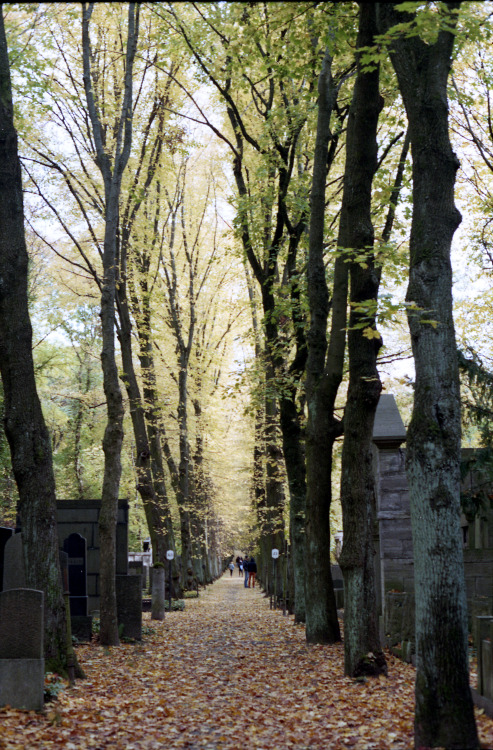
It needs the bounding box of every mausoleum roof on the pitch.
[372,394,406,448]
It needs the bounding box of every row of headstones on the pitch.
[0,578,144,712]
[0,531,144,712]
[384,593,493,678]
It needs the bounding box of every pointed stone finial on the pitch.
[372,394,406,448]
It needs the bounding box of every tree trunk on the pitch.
[117,291,171,564]
[132,288,180,593]
[259,386,285,594]
[0,6,66,671]
[82,2,138,646]
[378,3,478,747]
[178,359,193,587]
[338,3,386,678]
[279,395,305,622]
[304,46,342,645]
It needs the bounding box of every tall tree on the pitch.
[337,2,386,677]
[304,42,342,643]
[377,3,479,747]
[82,1,139,646]
[0,4,66,670]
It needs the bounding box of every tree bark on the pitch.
[304,46,342,644]
[377,3,478,747]
[338,3,386,678]
[117,289,171,565]
[0,5,66,671]
[82,2,138,646]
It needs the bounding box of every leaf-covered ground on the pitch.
[1,573,493,749]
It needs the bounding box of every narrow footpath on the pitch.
[2,573,493,749]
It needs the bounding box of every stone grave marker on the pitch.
[482,638,493,701]
[129,560,148,591]
[116,574,142,640]
[63,533,88,616]
[476,615,493,696]
[0,588,44,710]
[151,566,165,620]
[2,532,26,590]
[129,560,143,577]
[0,527,13,592]
[384,591,406,647]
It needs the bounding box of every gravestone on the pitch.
[476,616,493,696]
[384,591,406,647]
[482,639,493,701]
[129,560,143,577]
[0,588,44,710]
[116,574,142,640]
[151,566,165,620]
[63,533,88,616]
[331,564,344,609]
[3,532,26,590]
[0,527,13,592]
[129,560,148,591]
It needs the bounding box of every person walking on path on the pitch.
[228,561,234,577]
[248,556,257,588]
[243,555,250,588]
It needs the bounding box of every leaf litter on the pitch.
[1,573,493,749]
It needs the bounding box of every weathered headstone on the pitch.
[129,560,143,577]
[476,616,493,695]
[116,574,142,640]
[128,560,149,589]
[482,638,493,701]
[151,566,165,620]
[2,532,26,590]
[63,533,88,616]
[384,591,406,647]
[331,564,344,609]
[0,527,13,593]
[0,588,44,710]
[471,595,493,640]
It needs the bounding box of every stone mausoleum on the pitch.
[369,394,493,625]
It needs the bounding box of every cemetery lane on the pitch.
[1,573,493,749]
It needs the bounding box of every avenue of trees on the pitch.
[1,2,493,747]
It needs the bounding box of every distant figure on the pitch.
[228,561,234,577]
[235,555,243,576]
[248,556,257,588]
[243,555,250,588]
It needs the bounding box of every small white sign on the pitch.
[271,548,279,559]
[166,550,174,560]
